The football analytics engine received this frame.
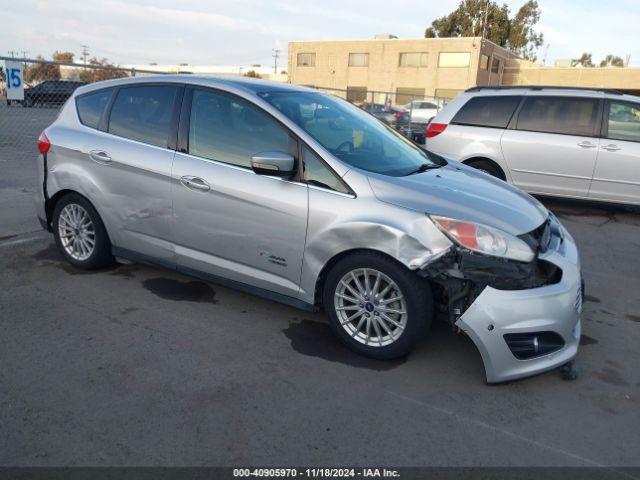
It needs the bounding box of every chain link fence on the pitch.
[1,57,448,174]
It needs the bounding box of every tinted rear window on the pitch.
[516,96,600,136]
[76,89,113,129]
[108,85,179,147]
[452,96,522,128]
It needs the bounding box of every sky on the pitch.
[1,0,639,68]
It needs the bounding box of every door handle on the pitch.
[89,150,112,164]
[601,144,621,152]
[577,141,596,149]
[180,175,210,192]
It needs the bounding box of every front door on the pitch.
[590,99,640,204]
[172,88,308,299]
[501,95,602,198]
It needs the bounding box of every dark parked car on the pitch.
[362,102,409,127]
[22,80,86,108]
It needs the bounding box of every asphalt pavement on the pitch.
[0,102,639,468]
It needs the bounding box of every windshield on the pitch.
[260,91,436,176]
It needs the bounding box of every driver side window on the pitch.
[303,146,350,194]
[189,89,290,168]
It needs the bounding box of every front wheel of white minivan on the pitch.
[52,193,114,270]
[323,252,433,359]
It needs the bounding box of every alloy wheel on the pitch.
[58,203,96,261]
[334,268,408,347]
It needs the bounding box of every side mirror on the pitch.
[251,151,296,178]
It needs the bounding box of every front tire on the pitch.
[323,252,433,359]
[52,193,114,269]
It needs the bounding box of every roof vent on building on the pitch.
[374,34,398,39]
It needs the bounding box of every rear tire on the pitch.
[52,193,114,270]
[466,159,505,180]
[323,251,433,359]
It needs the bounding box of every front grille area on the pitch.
[504,332,565,360]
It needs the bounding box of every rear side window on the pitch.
[516,96,599,137]
[452,96,521,128]
[108,85,180,148]
[76,89,113,129]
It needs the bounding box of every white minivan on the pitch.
[426,86,640,205]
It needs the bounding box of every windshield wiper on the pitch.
[406,163,442,175]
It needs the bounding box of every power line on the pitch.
[272,48,280,74]
[81,45,90,65]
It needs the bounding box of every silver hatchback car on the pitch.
[35,76,583,383]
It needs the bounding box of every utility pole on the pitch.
[81,45,90,65]
[7,50,18,58]
[272,49,280,74]
[481,0,490,39]
[542,44,550,66]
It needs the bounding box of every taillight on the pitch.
[37,131,51,154]
[426,123,447,138]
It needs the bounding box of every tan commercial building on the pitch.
[288,37,519,104]
[288,36,640,104]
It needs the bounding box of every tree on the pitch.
[78,57,128,83]
[52,51,75,63]
[425,0,544,61]
[600,54,624,67]
[24,55,61,83]
[243,70,262,78]
[572,52,594,67]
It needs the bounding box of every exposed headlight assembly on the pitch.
[430,215,535,263]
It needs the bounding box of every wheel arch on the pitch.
[313,248,418,309]
[461,156,507,181]
[46,189,113,245]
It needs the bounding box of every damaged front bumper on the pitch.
[456,226,582,383]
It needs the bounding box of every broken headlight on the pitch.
[430,215,535,263]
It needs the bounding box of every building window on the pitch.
[346,86,368,104]
[438,52,471,68]
[348,53,369,67]
[491,57,502,74]
[435,88,462,100]
[480,54,490,70]
[399,52,428,67]
[396,87,425,106]
[297,53,316,67]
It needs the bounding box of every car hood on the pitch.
[367,162,548,235]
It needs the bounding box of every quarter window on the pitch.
[348,53,369,67]
[297,53,316,67]
[303,146,350,194]
[607,101,640,142]
[516,97,600,137]
[108,85,180,148]
[188,89,291,169]
[399,52,428,68]
[76,88,113,129]
[452,96,522,128]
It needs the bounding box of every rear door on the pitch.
[171,87,308,299]
[501,94,602,197]
[77,83,182,264]
[589,99,640,203]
